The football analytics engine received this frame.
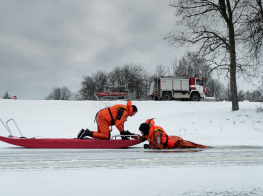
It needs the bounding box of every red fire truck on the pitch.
[149,77,206,101]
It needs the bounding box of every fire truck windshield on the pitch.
[196,79,203,86]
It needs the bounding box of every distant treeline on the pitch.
[43,52,262,102]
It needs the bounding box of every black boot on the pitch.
[78,129,93,139]
[108,132,111,140]
[77,129,85,139]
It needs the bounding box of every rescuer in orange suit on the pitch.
[139,119,208,149]
[77,100,137,140]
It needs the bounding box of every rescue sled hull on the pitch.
[97,92,128,97]
[0,136,142,149]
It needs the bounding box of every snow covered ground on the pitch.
[0,99,263,195]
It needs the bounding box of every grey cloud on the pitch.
[0,0,184,100]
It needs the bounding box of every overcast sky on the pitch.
[0,0,191,100]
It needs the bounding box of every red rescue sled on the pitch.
[0,119,142,149]
[0,135,142,149]
[97,91,128,98]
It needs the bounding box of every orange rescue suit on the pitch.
[144,119,208,149]
[93,100,133,139]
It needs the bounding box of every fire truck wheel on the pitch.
[190,93,200,101]
[162,92,172,101]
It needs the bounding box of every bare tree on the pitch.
[218,83,231,101]
[45,87,72,100]
[148,64,168,84]
[79,76,96,100]
[250,89,263,102]
[108,66,126,92]
[2,91,11,99]
[239,0,263,86]
[175,52,212,79]
[243,89,263,102]
[60,87,72,100]
[244,0,263,57]
[237,90,246,101]
[205,78,225,100]
[154,64,168,78]
[164,0,249,111]
[109,63,149,99]
[78,70,108,100]
[93,71,108,92]
[78,64,149,100]
[166,59,178,77]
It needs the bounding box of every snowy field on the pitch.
[1,99,263,195]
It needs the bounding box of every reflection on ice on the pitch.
[145,149,203,153]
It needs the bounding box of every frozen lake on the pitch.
[1,146,263,196]
[1,146,263,170]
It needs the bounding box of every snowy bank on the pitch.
[0,99,263,147]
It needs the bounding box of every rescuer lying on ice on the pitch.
[139,119,208,149]
[77,100,137,140]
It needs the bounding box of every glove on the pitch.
[120,130,130,140]
[140,135,147,142]
[120,130,137,140]
[121,136,130,140]
[120,130,134,136]
[144,144,149,149]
